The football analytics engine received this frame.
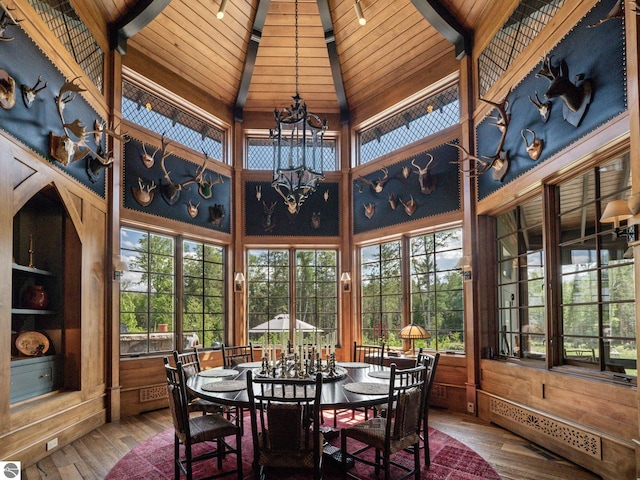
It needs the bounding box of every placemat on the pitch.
[198,369,238,378]
[337,362,370,368]
[343,382,389,395]
[201,380,247,392]
[236,361,262,368]
[367,370,391,379]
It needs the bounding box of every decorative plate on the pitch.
[15,331,49,356]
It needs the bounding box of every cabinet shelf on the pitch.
[12,263,54,276]
[11,308,56,315]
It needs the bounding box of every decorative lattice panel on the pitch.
[490,397,601,458]
[122,81,225,162]
[478,0,566,96]
[28,0,104,92]
[358,84,459,165]
[246,137,337,171]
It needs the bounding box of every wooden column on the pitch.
[105,48,123,423]
[459,53,480,415]
[624,2,640,477]
[232,119,246,345]
[340,121,353,360]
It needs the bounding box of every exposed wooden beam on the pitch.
[317,0,349,124]
[109,0,171,55]
[235,0,271,122]
[410,0,471,60]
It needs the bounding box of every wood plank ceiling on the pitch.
[94,0,493,116]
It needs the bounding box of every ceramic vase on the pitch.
[23,285,49,309]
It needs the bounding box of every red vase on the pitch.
[23,285,49,309]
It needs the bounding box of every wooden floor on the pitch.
[23,407,601,480]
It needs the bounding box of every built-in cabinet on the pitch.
[10,189,66,402]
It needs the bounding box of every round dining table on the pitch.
[186,361,394,411]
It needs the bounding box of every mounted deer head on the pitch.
[21,74,47,108]
[209,204,225,227]
[399,195,417,216]
[388,193,397,210]
[0,4,22,41]
[0,69,15,109]
[520,129,543,161]
[528,91,551,123]
[49,77,128,169]
[311,212,321,229]
[140,135,170,169]
[411,154,436,194]
[262,201,277,231]
[448,91,511,182]
[537,54,592,127]
[187,200,200,218]
[193,153,224,200]
[356,166,389,193]
[363,203,375,219]
[131,177,156,207]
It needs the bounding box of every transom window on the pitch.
[246,136,338,171]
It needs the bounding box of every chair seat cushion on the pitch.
[188,398,224,414]
[343,417,419,453]
[189,413,239,444]
[257,431,324,468]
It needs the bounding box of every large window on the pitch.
[119,227,227,356]
[493,153,637,379]
[496,196,545,361]
[410,229,464,351]
[360,228,464,351]
[360,241,402,344]
[558,154,636,376]
[247,249,338,346]
[182,240,226,349]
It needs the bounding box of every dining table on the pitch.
[186,361,395,412]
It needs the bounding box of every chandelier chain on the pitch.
[295,0,299,96]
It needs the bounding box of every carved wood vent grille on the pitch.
[139,385,168,403]
[490,397,601,458]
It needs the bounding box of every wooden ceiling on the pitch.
[93,0,494,117]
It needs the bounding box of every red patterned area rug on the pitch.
[105,411,501,480]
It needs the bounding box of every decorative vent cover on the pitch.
[139,385,167,403]
[490,397,601,458]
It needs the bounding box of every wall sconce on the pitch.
[234,272,245,292]
[600,199,637,242]
[354,0,366,26]
[455,255,472,280]
[217,0,228,19]
[113,255,129,281]
[340,272,351,292]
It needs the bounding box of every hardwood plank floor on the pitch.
[22,407,602,479]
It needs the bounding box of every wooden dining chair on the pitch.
[353,341,385,366]
[173,349,224,416]
[332,341,386,427]
[416,351,440,466]
[164,358,242,480]
[221,343,254,367]
[246,370,324,480]
[340,362,428,480]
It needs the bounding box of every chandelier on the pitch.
[271,0,328,215]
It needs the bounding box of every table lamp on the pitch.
[400,323,430,356]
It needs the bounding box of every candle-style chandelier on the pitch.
[270,0,328,215]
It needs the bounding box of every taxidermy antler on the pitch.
[21,75,47,108]
[192,152,223,200]
[132,177,157,207]
[528,91,551,123]
[0,4,22,41]
[356,166,389,193]
[49,77,128,169]
[411,155,436,194]
[448,91,510,182]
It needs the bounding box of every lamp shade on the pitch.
[600,199,632,228]
[400,323,430,340]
